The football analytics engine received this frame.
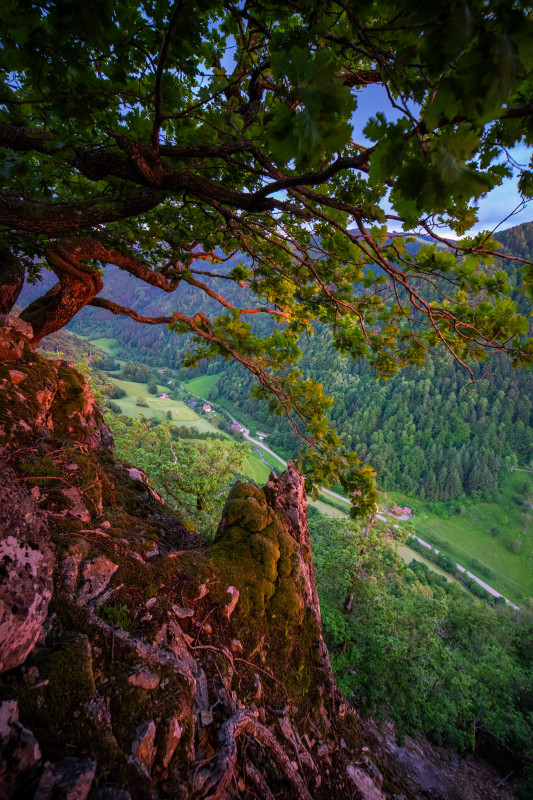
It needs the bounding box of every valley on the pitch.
[80,333,530,604]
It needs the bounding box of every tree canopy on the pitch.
[3,0,533,513]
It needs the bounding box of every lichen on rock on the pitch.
[0,463,54,674]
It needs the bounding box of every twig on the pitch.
[233,658,289,697]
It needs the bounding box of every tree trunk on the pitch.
[0,255,24,314]
[20,241,103,345]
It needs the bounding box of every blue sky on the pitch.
[354,84,532,237]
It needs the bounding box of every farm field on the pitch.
[90,337,120,355]
[310,497,347,518]
[181,372,224,396]
[393,543,455,583]
[106,372,352,517]
[389,470,533,603]
[106,376,229,434]
[106,374,284,487]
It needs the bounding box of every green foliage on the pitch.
[5,1,533,517]
[311,510,533,774]
[97,604,133,632]
[105,412,248,536]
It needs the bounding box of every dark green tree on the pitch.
[2,0,533,513]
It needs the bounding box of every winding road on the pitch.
[181,385,519,608]
[180,385,351,506]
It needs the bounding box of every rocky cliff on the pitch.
[0,321,512,800]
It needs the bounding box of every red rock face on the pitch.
[0,315,34,363]
[0,463,54,674]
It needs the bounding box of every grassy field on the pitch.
[393,543,455,582]
[241,452,272,484]
[90,337,120,354]
[181,372,224,397]
[106,376,231,434]
[389,470,533,603]
[309,497,347,518]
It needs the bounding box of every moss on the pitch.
[228,482,266,503]
[268,577,304,626]
[248,533,280,583]
[207,484,308,635]
[277,528,298,578]
[0,634,96,759]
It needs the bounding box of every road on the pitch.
[181,384,518,608]
[180,385,352,507]
[387,523,518,609]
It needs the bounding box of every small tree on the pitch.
[109,415,247,534]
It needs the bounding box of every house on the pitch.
[203,403,212,412]
[230,422,243,432]
[159,392,169,399]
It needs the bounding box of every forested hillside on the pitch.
[19,221,533,501]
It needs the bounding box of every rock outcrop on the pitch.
[1,343,500,800]
[0,463,54,674]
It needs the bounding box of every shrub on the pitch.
[508,539,522,554]
[136,396,148,407]
[489,526,500,538]
[437,553,456,573]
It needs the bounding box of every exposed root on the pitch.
[244,760,276,800]
[200,709,312,800]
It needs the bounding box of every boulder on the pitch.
[35,757,97,800]
[131,721,156,772]
[0,462,54,673]
[159,717,183,768]
[0,700,41,798]
[346,765,386,800]
[0,314,33,363]
[127,666,159,690]
[77,556,118,606]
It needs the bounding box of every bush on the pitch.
[508,539,522,554]
[489,526,500,538]
[136,396,148,407]
[148,382,158,395]
[166,410,172,420]
[104,384,126,399]
[437,553,456,573]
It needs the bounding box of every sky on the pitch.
[353,84,533,237]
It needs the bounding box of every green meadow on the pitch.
[181,372,224,396]
[389,470,533,603]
